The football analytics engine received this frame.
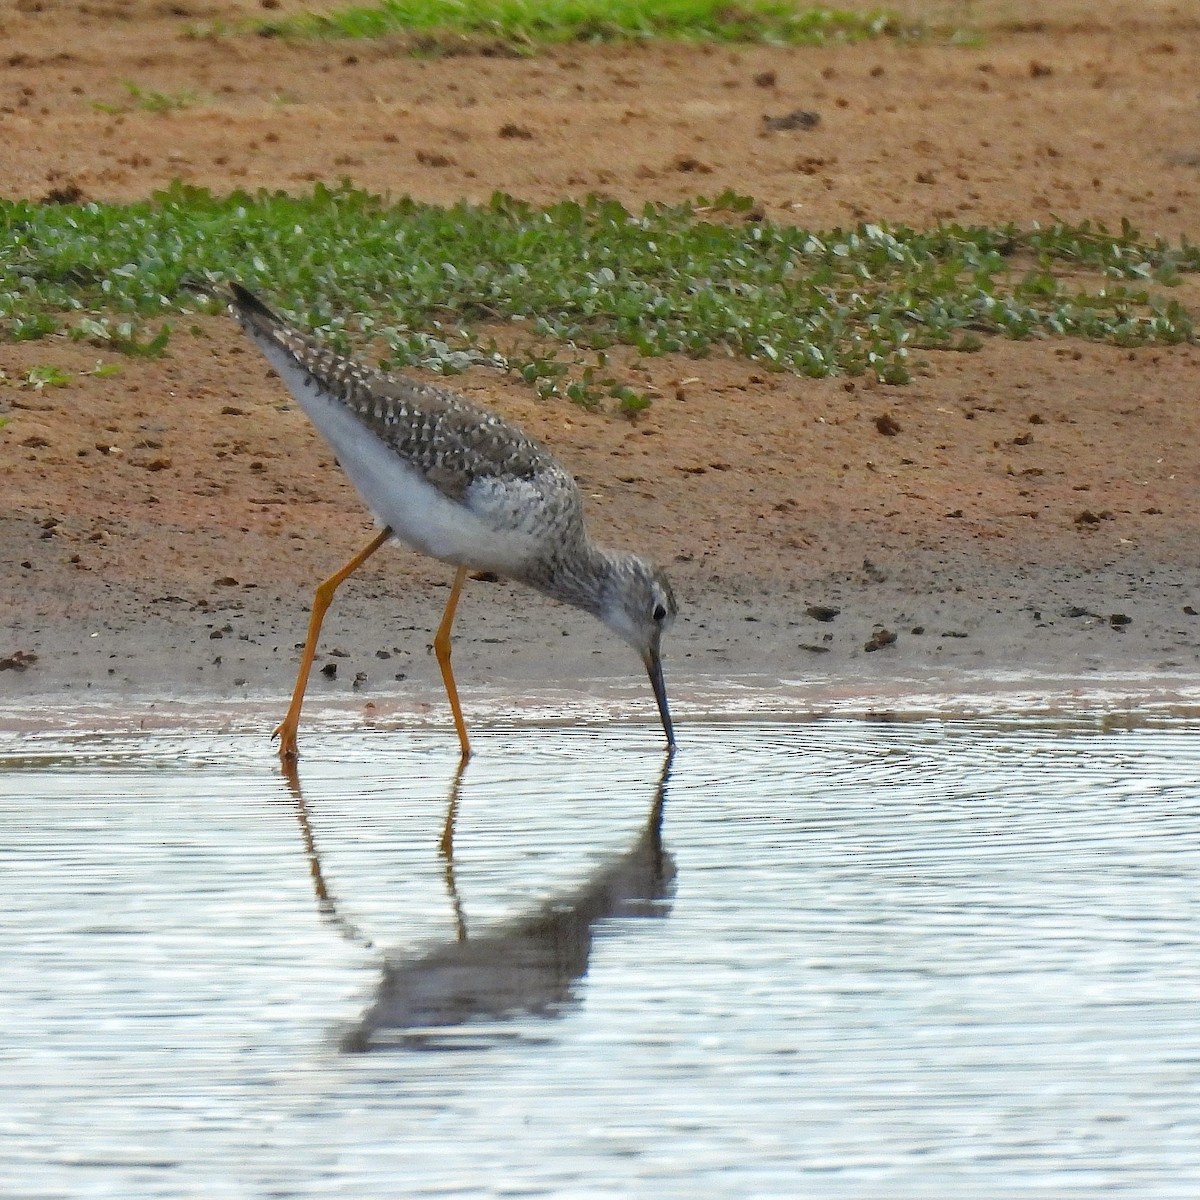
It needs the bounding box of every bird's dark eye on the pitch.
[653,603,668,622]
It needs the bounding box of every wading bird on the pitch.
[194,282,677,761]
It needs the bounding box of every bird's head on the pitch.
[598,554,677,747]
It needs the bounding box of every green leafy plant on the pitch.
[23,365,74,389]
[1,183,1196,410]
[72,318,172,357]
[92,79,199,116]
[2,361,120,390]
[259,0,904,46]
[86,360,123,378]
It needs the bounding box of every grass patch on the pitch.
[259,0,904,46]
[92,79,199,115]
[1,183,1195,409]
[20,364,74,389]
[0,361,121,391]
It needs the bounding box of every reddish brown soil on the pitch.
[3,0,1200,720]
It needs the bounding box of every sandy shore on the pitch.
[3,1,1200,727]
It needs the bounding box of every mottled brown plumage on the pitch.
[250,310,553,504]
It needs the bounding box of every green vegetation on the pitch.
[92,79,199,115]
[0,362,121,391]
[21,364,75,389]
[258,0,901,46]
[1,183,1195,410]
[73,317,173,357]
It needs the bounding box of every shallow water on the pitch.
[2,715,1200,1198]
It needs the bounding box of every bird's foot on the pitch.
[273,720,300,762]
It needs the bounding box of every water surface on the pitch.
[2,716,1199,1197]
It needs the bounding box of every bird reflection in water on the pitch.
[281,753,675,1050]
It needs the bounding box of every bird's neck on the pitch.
[523,536,615,619]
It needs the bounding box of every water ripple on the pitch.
[1,716,1199,1197]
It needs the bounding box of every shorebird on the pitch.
[194,282,677,762]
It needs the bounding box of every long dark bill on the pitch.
[643,645,676,749]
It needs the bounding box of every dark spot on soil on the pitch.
[794,155,828,175]
[805,604,840,622]
[762,109,820,132]
[864,627,897,652]
[0,650,38,671]
[40,183,86,205]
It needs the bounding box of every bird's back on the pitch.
[223,284,587,573]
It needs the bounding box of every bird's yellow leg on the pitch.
[274,527,393,762]
[433,564,471,762]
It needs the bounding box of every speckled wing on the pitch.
[222,283,586,546]
[302,352,549,496]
